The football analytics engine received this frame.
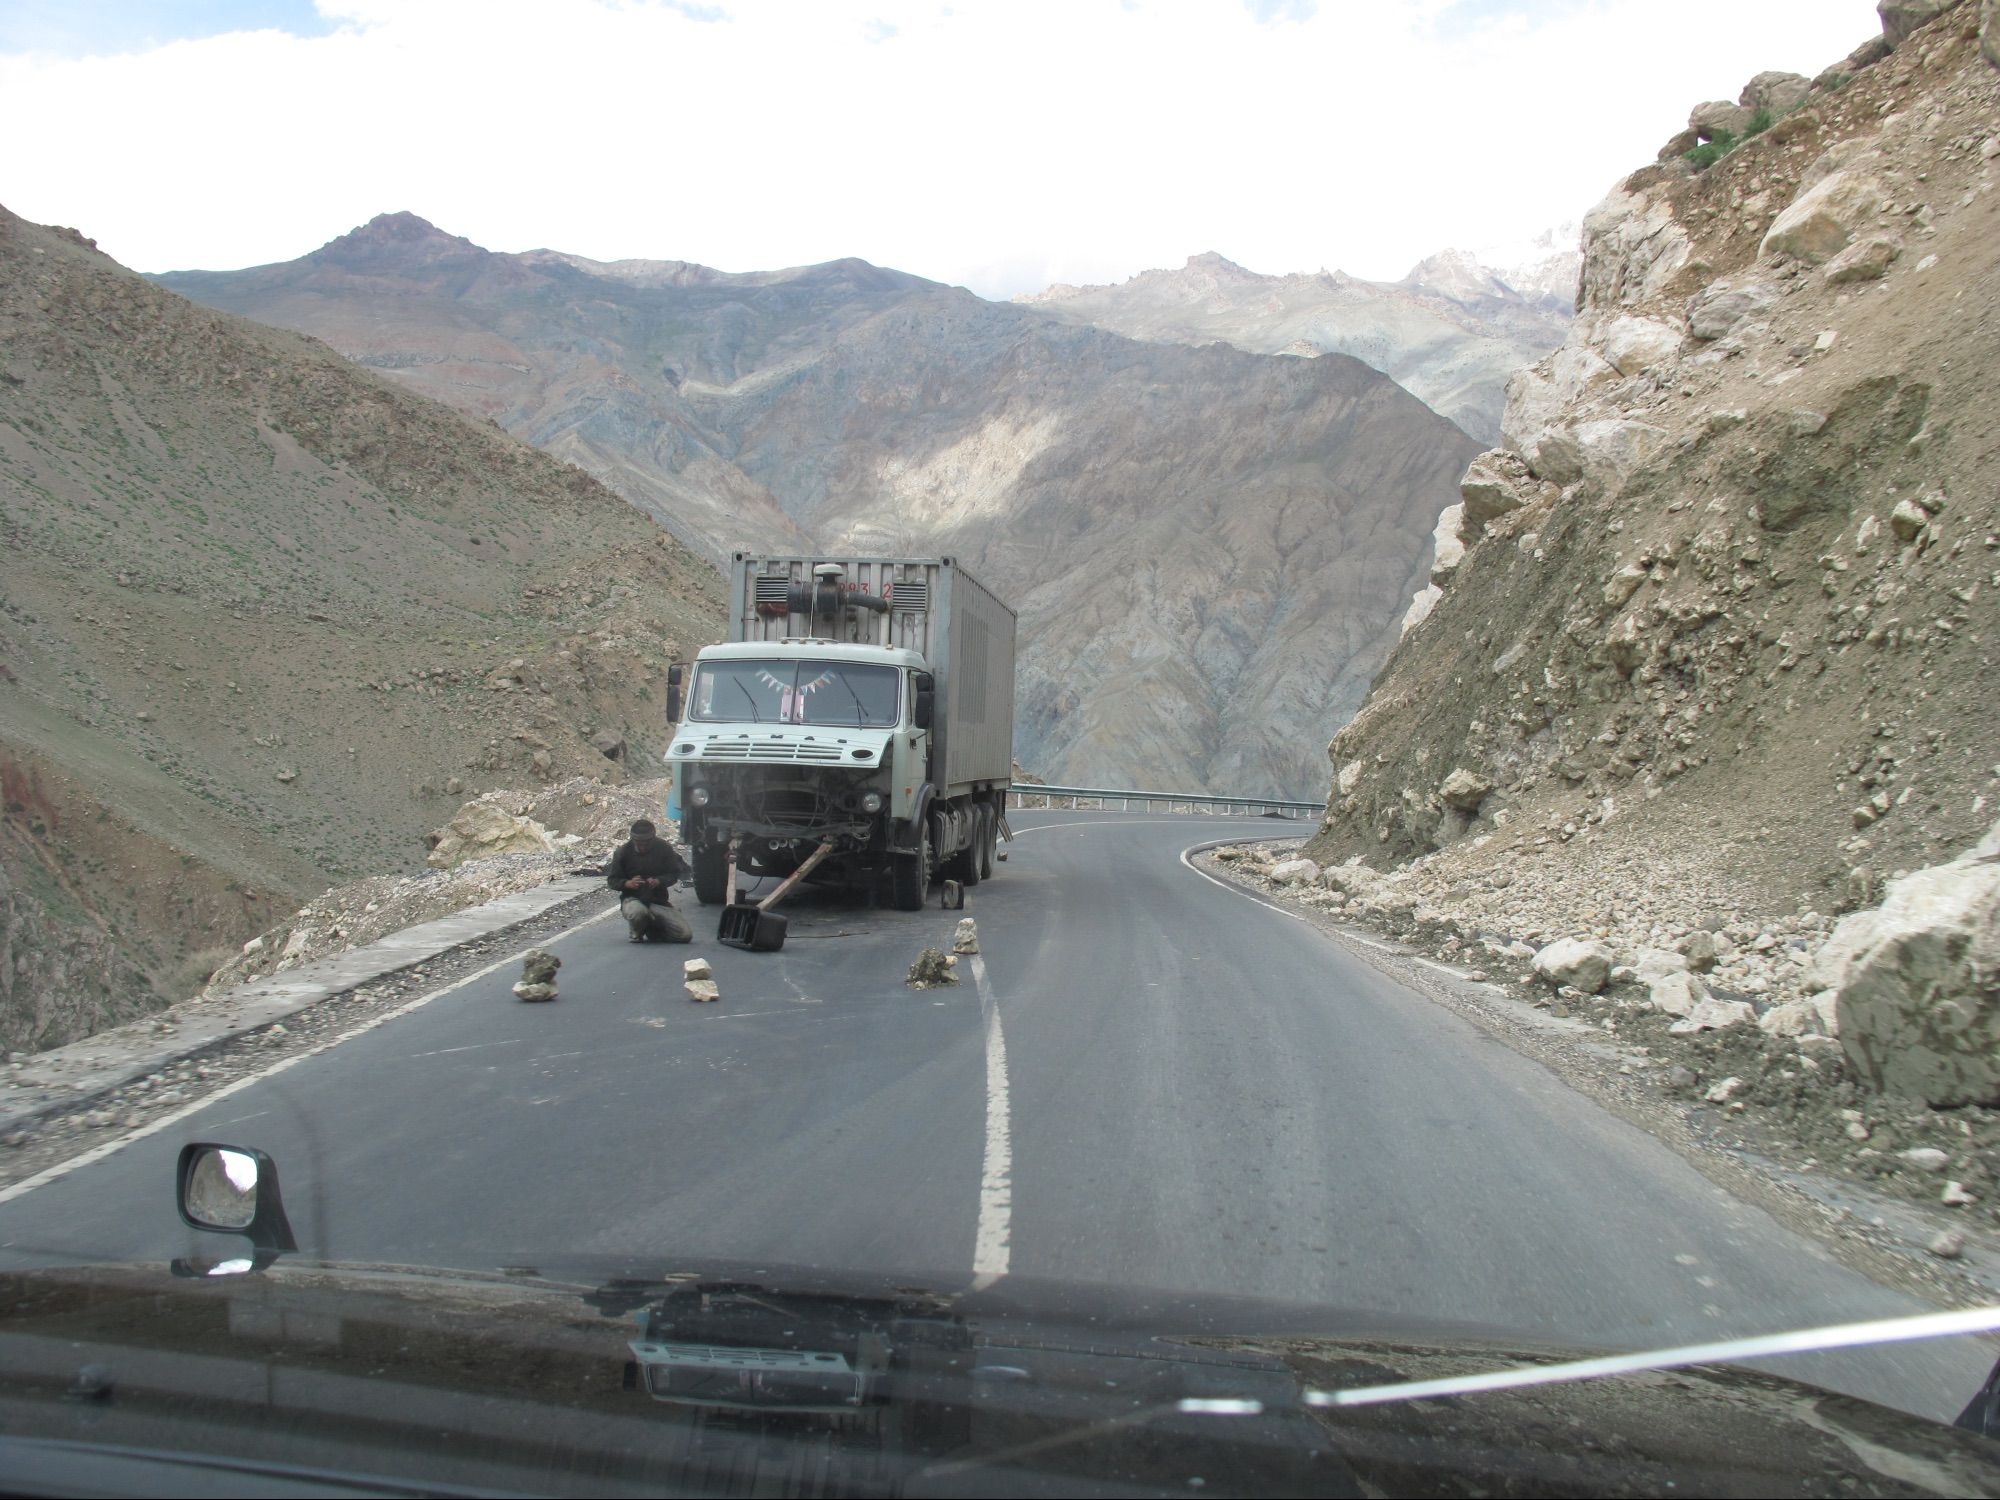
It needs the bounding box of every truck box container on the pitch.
[727,555,1015,792]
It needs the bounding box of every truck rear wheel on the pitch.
[692,843,729,906]
[891,821,932,912]
[978,804,997,880]
[947,809,982,889]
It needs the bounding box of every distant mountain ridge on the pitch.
[157,214,1481,798]
[1016,234,1577,443]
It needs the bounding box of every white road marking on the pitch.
[0,904,621,1207]
[712,1012,884,1024]
[406,1039,523,1059]
[1177,840,1311,923]
[963,821,1296,1283]
[1178,844,1428,953]
[969,953,1012,1288]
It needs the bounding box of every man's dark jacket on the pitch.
[606,838,689,903]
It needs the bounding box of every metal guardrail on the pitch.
[1006,783,1323,819]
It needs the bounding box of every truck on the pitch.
[665,555,1016,913]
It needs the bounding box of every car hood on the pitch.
[2,1255,1996,1497]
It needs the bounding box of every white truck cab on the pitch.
[666,558,1014,911]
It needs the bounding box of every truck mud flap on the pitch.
[719,905,789,952]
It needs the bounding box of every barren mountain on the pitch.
[1016,240,1577,444]
[0,206,722,1050]
[159,222,1479,797]
[1303,5,2000,1117]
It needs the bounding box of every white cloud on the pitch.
[0,0,1882,298]
[1244,0,1317,22]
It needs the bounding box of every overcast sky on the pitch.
[0,0,1880,298]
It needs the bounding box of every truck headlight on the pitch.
[861,791,884,814]
[689,786,712,807]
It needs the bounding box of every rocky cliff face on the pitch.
[0,206,722,1050]
[1308,3,2000,1102]
[159,225,1479,797]
[1016,242,1576,444]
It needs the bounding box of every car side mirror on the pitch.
[666,664,685,724]
[177,1142,298,1254]
[912,673,935,731]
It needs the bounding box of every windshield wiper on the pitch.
[835,672,870,727]
[1300,1304,2000,1409]
[923,1302,2000,1483]
[730,678,764,723]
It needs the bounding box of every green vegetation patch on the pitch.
[1684,129,1735,170]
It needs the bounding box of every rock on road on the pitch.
[0,811,1988,1420]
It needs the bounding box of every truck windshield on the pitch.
[690,660,901,727]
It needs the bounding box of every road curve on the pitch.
[0,810,1988,1421]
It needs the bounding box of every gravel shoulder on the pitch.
[1192,842,2000,1312]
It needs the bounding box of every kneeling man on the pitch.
[606,819,693,943]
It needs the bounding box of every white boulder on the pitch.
[1740,70,1813,115]
[1689,99,1756,140]
[427,797,558,869]
[1813,841,2000,1106]
[1646,970,1708,1018]
[1458,449,1541,534]
[1880,0,1961,48]
[1401,585,1442,638]
[1578,182,1692,313]
[1438,768,1492,812]
[1824,236,1901,284]
[1603,563,1649,608]
[1687,279,1779,341]
[1600,315,1683,376]
[1502,344,1616,481]
[1890,496,1932,542]
[1533,938,1614,994]
[1632,948,1689,983]
[1757,998,1821,1037]
[1760,171,1888,264]
[1573,418,1669,494]
[1669,996,1757,1033]
[1430,503,1467,586]
[1269,858,1322,886]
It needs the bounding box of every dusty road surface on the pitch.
[0,811,1990,1421]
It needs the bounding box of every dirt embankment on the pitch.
[0,205,723,1052]
[1297,6,2000,1247]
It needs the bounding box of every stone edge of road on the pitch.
[0,875,611,1144]
[1180,837,2000,1313]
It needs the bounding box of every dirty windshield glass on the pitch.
[691,660,900,727]
[13,1,2000,1496]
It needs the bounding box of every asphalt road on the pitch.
[0,810,1990,1421]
